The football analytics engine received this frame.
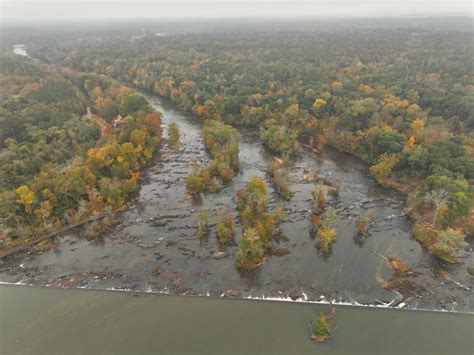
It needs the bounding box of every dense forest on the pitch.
[0,54,161,249]
[1,26,473,265]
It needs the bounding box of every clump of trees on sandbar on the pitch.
[235,176,286,269]
[186,120,240,195]
[310,183,338,254]
[310,308,336,342]
[216,210,236,246]
[167,122,180,148]
[267,158,292,200]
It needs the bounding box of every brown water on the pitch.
[0,93,472,311]
[0,285,472,355]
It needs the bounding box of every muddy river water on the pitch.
[1,285,473,355]
[0,93,472,311]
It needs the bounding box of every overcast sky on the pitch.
[2,0,472,23]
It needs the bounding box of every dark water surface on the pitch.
[0,285,472,355]
[0,93,472,311]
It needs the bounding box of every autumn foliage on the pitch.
[3,27,473,264]
[0,56,161,249]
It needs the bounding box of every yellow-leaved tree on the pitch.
[16,185,35,214]
[369,153,398,186]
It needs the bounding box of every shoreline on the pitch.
[1,282,472,315]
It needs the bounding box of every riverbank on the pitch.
[1,284,472,355]
[0,50,163,263]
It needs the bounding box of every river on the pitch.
[12,44,32,58]
[0,285,472,355]
[3,47,473,311]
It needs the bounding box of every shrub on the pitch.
[389,256,410,274]
[317,223,336,253]
[207,177,223,193]
[83,213,116,240]
[268,160,291,200]
[413,223,433,245]
[168,122,180,148]
[185,166,209,195]
[312,185,326,215]
[327,184,340,197]
[355,213,373,235]
[431,228,467,263]
[311,311,334,342]
[185,173,205,195]
[310,214,322,227]
[324,207,338,224]
[216,211,235,246]
[312,313,330,337]
[236,228,266,269]
[195,209,209,239]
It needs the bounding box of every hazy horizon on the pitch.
[2,0,473,24]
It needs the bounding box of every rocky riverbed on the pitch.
[1,94,472,312]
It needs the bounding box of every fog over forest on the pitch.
[2,0,472,23]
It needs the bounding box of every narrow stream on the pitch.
[1,68,472,311]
